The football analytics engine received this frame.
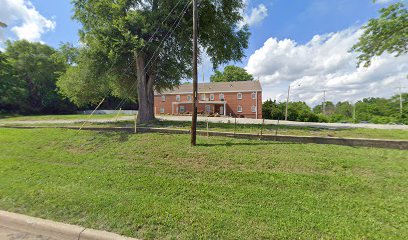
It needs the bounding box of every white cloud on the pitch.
[239,3,268,27]
[375,0,394,4]
[246,27,408,105]
[0,0,55,42]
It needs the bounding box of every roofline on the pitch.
[155,90,262,96]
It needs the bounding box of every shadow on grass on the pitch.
[198,141,297,147]
[97,131,130,142]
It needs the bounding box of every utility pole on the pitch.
[191,0,198,146]
[285,85,290,121]
[353,102,356,123]
[322,90,326,115]
[202,63,205,83]
[396,85,407,117]
[399,86,403,117]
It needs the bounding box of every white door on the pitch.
[220,106,224,115]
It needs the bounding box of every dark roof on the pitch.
[155,81,262,95]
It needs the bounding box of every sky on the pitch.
[0,0,407,106]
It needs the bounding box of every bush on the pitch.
[370,116,397,124]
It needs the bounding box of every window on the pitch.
[219,93,225,101]
[201,94,206,101]
[237,105,242,113]
[237,93,242,100]
[205,105,211,113]
[210,94,214,101]
[179,106,185,113]
[251,105,256,113]
[252,92,256,99]
[176,95,180,102]
[187,95,192,101]
[160,107,165,113]
[161,95,166,102]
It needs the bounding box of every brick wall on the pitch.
[154,91,262,119]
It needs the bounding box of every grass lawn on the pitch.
[0,128,407,239]
[149,120,408,140]
[2,117,408,140]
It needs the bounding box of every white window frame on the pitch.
[237,92,242,100]
[237,105,243,113]
[187,95,192,101]
[176,95,181,102]
[160,107,165,113]
[251,105,256,113]
[179,105,185,113]
[219,93,225,101]
[161,95,166,102]
[201,94,206,101]
[210,94,214,101]
[252,92,256,100]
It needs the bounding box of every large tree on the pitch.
[0,51,27,112]
[63,0,250,123]
[4,40,75,114]
[210,65,254,82]
[351,1,408,67]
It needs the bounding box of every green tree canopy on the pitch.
[351,2,408,67]
[210,65,254,82]
[3,40,75,114]
[60,0,250,123]
[0,51,27,112]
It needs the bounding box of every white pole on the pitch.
[323,90,326,115]
[285,85,290,121]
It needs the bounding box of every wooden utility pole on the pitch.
[191,0,198,146]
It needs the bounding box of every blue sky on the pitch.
[1,0,407,105]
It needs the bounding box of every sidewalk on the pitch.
[0,210,137,240]
[0,225,56,240]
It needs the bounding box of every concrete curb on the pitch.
[0,210,137,240]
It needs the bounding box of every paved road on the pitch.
[0,226,56,240]
[1,115,407,130]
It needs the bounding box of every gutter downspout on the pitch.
[256,91,258,119]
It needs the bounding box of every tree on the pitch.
[335,101,353,118]
[351,2,408,67]
[0,21,7,28]
[4,40,75,114]
[64,0,250,123]
[0,51,27,112]
[210,65,254,82]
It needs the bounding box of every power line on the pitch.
[79,1,192,130]
[109,0,192,113]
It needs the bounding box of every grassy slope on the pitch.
[0,128,407,239]
[152,120,408,140]
[1,114,408,140]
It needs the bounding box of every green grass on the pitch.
[3,118,408,140]
[150,120,408,140]
[2,114,408,140]
[0,128,407,239]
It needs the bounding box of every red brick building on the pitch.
[154,81,262,119]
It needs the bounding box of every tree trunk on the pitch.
[135,52,155,124]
